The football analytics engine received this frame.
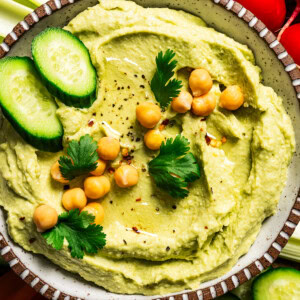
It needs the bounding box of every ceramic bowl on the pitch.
[0,0,300,299]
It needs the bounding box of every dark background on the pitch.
[286,0,300,25]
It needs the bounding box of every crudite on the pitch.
[0,0,295,295]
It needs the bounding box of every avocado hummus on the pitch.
[0,0,295,295]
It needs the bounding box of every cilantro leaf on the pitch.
[59,134,98,180]
[150,49,183,108]
[42,209,106,259]
[148,135,200,198]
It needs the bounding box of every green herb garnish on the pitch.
[59,134,98,181]
[42,209,106,259]
[150,49,183,108]
[148,135,201,198]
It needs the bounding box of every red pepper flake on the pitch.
[159,124,165,131]
[204,226,208,229]
[29,238,36,244]
[221,136,227,144]
[19,217,25,221]
[108,167,115,174]
[162,119,170,126]
[159,118,170,131]
[205,134,211,145]
[136,198,141,202]
[88,120,94,127]
[132,227,140,234]
[123,155,133,161]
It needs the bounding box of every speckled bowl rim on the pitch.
[0,0,299,299]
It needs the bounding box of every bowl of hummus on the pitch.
[0,0,299,299]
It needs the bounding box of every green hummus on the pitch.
[0,0,295,295]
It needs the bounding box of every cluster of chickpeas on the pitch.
[33,137,139,232]
[174,68,244,115]
[136,102,164,150]
[135,68,244,151]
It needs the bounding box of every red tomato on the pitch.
[280,24,300,65]
[238,0,286,32]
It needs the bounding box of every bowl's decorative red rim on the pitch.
[0,0,299,299]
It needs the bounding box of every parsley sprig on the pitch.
[150,49,183,108]
[59,134,98,181]
[42,209,106,259]
[148,135,201,198]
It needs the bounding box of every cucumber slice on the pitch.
[252,267,300,300]
[0,57,63,152]
[32,27,97,108]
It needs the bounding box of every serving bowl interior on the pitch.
[0,0,299,299]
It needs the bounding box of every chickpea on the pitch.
[84,176,110,199]
[33,204,58,232]
[171,91,193,113]
[144,130,164,150]
[219,85,244,110]
[90,159,107,176]
[50,161,69,184]
[97,137,120,161]
[81,202,104,225]
[189,69,213,97]
[114,165,139,188]
[192,93,217,116]
[62,188,87,211]
[136,102,161,128]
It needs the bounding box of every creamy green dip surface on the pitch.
[0,0,295,295]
